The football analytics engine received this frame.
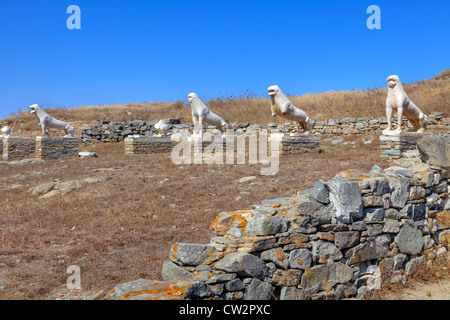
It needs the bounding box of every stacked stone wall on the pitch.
[124,137,173,154]
[105,132,450,301]
[80,114,450,145]
[35,137,79,160]
[2,137,35,160]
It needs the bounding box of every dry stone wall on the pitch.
[2,137,35,160]
[105,132,450,301]
[310,113,449,135]
[124,133,321,157]
[278,135,321,155]
[81,119,181,145]
[35,136,79,160]
[1,136,79,161]
[124,137,173,154]
[81,114,450,145]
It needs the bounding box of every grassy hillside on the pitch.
[1,69,449,135]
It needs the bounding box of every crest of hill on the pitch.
[1,69,449,135]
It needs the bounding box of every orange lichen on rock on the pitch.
[231,210,254,229]
[171,245,178,260]
[209,214,222,229]
[118,281,190,300]
[209,210,253,235]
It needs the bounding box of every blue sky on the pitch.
[0,0,448,119]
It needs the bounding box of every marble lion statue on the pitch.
[187,93,229,134]
[267,85,312,132]
[383,75,428,134]
[29,104,75,137]
[155,119,169,136]
[1,126,11,137]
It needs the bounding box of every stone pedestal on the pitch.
[124,136,173,154]
[2,136,36,160]
[35,136,79,160]
[380,132,429,161]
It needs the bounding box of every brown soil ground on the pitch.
[381,279,450,300]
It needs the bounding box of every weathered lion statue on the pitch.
[267,85,312,132]
[383,75,428,134]
[1,125,11,137]
[188,93,229,134]
[155,119,169,136]
[29,104,75,137]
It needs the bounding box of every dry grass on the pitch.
[2,69,449,134]
[0,135,386,300]
[372,246,450,300]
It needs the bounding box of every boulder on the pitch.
[327,180,364,223]
[244,213,288,236]
[367,177,390,196]
[280,286,305,300]
[382,219,400,233]
[260,248,289,269]
[78,150,98,158]
[288,249,313,270]
[394,221,424,255]
[224,279,245,292]
[388,178,411,208]
[368,234,391,260]
[309,180,330,204]
[30,178,103,198]
[31,181,57,195]
[170,243,216,266]
[345,242,371,265]
[271,269,303,287]
[213,252,268,280]
[393,254,408,270]
[104,279,192,300]
[363,207,385,222]
[300,262,353,294]
[231,235,278,253]
[334,231,360,250]
[243,278,275,300]
[287,199,332,225]
[417,133,450,170]
[161,260,195,281]
[311,240,343,263]
[405,256,424,276]
[184,282,215,300]
[409,186,426,200]
[399,203,426,221]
